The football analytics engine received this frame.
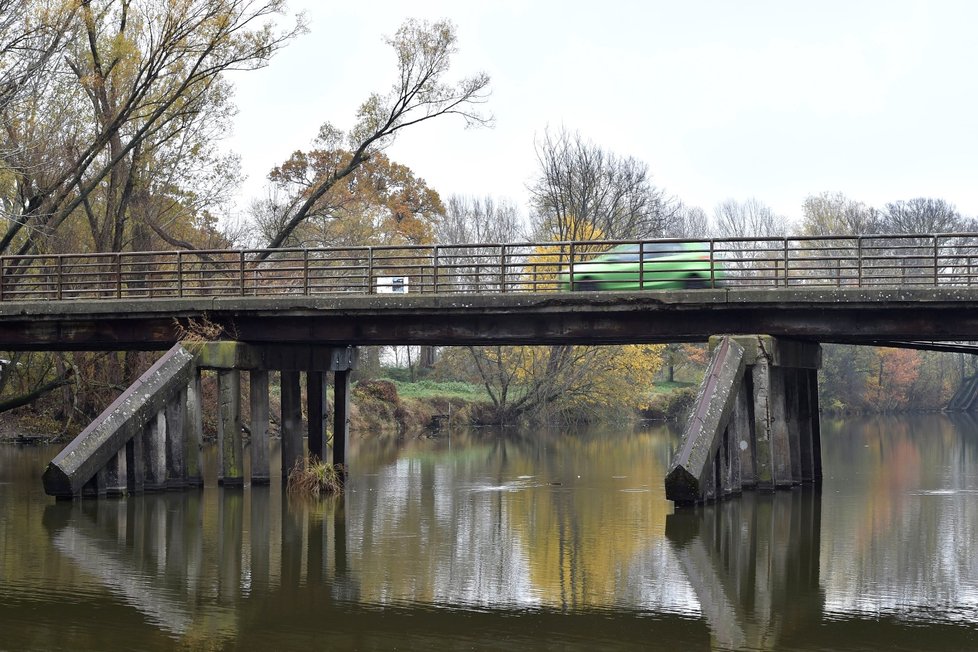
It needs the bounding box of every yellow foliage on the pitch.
[523,218,607,291]
[486,344,665,414]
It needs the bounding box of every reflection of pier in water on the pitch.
[666,490,823,650]
[44,485,354,645]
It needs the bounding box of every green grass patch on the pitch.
[651,380,697,394]
[391,379,490,401]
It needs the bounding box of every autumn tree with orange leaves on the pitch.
[259,18,490,255]
[253,150,444,247]
[863,348,921,412]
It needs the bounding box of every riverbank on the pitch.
[0,378,699,444]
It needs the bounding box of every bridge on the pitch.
[3,233,976,502]
[4,233,978,349]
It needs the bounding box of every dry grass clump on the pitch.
[287,456,344,496]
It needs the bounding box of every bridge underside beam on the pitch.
[666,335,822,506]
[5,289,978,350]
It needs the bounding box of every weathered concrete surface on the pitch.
[249,370,270,485]
[7,288,978,350]
[194,342,358,371]
[280,371,302,478]
[164,389,187,488]
[217,370,243,487]
[185,371,204,486]
[665,337,746,505]
[714,336,823,489]
[42,343,195,498]
[333,370,351,470]
[143,410,167,491]
[307,372,327,461]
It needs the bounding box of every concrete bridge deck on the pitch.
[3,286,978,350]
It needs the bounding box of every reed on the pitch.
[287,456,344,496]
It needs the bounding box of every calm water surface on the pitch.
[2,415,978,650]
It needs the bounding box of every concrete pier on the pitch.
[665,335,821,506]
[44,342,358,499]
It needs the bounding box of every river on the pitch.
[1,414,977,650]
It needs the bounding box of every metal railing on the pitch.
[3,234,978,302]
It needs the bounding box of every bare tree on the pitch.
[664,203,710,239]
[262,19,491,254]
[0,0,301,256]
[712,197,786,238]
[799,191,882,236]
[437,195,525,244]
[528,127,676,241]
[881,198,966,234]
[0,0,74,112]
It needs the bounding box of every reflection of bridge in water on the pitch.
[32,420,978,650]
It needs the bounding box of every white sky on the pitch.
[226,0,978,228]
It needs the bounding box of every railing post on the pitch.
[367,247,374,293]
[499,245,507,292]
[783,238,789,287]
[569,242,576,291]
[933,235,939,286]
[856,237,863,287]
[639,241,645,289]
[0,256,4,301]
[55,256,62,300]
[177,251,183,298]
[709,240,716,288]
[433,245,440,294]
[116,253,122,298]
[303,249,310,295]
[239,250,246,296]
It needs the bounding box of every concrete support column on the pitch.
[249,370,270,485]
[186,370,204,487]
[99,448,128,497]
[766,366,794,487]
[218,370,244,486]
[785,369,804,484]
[796,370,816,483]
[750,361,775,489]
[126,429,144,494]
[731,377,756,486]
[808,369,823,484]
[719,423,742,497]
[143,410,167,491]
[165,388,187,489]
[307,371,327,462]
[280,370,303,477]
[332,370,351,470]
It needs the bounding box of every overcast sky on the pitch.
[226,0,978,227]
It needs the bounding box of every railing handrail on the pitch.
[4,232,978,302]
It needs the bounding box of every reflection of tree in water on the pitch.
[345,426,679,609]
[820,414,978,622]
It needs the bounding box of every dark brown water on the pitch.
[2,415,978,651]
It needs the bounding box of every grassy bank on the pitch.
[640,381,697,422]
[350,378,495,434]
